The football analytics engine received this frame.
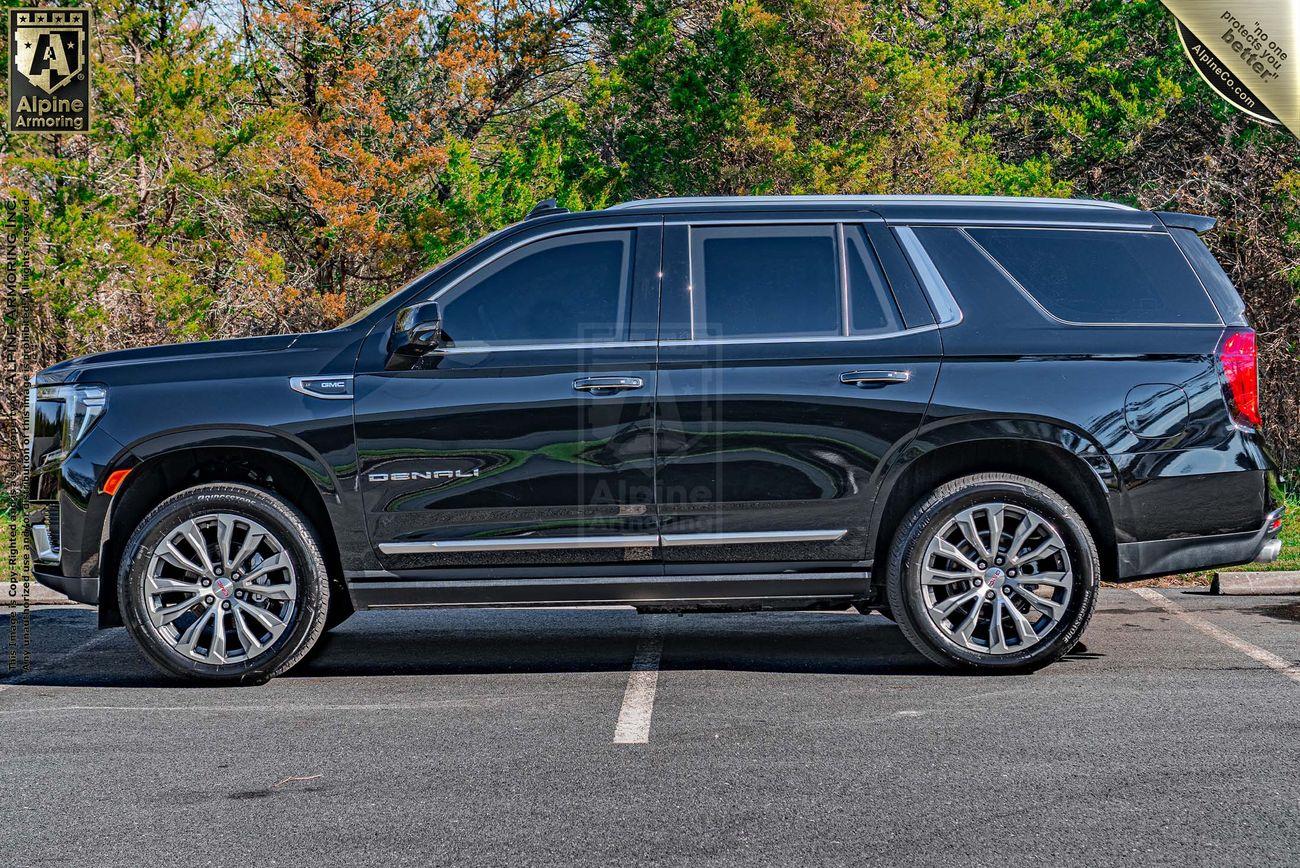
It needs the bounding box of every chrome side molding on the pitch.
[378,529,848,556]
[660,529,847,547]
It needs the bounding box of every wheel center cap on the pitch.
[212,577,234,599]
[984,567,1005,587]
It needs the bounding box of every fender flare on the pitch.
[864,415,1121,560]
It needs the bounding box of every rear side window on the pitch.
[967,228,1221,325]
[690,225,840,338]
[439,230,633,346]
[1169,228,1248,325]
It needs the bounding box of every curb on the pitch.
[3,582,76,605]
[1212,571,1300,596]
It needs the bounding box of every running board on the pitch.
[347,571,871,610]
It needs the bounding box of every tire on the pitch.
[885,473,1099,672]
[118,483,330,684]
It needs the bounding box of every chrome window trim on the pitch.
[434,339,659,355]
[894,227,964,327]
[377,529,848,555]
[659,325,939,347]
[958,227,1226,329]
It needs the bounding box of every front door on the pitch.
[655,216,942,568]
[353,222,663,573]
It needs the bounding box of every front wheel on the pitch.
[886,473,1099,672]
[118,483,330,684]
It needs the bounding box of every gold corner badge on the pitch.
[7,7,91,134]
[1164,1,1297,135]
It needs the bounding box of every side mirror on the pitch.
[389,302,443,358]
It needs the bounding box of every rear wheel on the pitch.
[886,473,1099,672]
[118,483,329,684]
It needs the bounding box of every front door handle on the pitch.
[840,370,911,386]
[574,376,645,394]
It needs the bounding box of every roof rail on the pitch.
[606,194,1138,212]
[527,199,569,219]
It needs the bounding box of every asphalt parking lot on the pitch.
[1,588,1297,867]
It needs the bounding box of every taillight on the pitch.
[1217,327,1260,428]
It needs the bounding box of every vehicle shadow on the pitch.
[4,605,1093,688]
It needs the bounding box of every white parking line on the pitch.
[1133,588,1300,684]
[613,618,663,744]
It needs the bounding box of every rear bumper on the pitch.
[1115,506,1285,581]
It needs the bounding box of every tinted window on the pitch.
[1169,228,1247,325]
[967,228,1221,324]
[440,231,633,346]
[691,226,839,338]
[845,226,902,334]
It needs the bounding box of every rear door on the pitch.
[655,213,942,567]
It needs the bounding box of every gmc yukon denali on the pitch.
[25,195,1284,682]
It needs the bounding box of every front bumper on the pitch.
[32,566,99,605]
[1115,506,1285,581]
[27,502,99,605]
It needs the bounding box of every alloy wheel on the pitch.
[143,512,298,665]
[918,502,1073,655]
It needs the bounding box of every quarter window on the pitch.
[438,231,634,347]
[967,227,1221,325]
[690,225,841,339]
[845,226,903,335]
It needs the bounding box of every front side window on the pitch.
[690,225,841,339]
[438,230,634,347]
[967,227,1221,325]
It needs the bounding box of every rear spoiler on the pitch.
[1155,211,1216,234]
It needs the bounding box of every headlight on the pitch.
[34,384,108,451]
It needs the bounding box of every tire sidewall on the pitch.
[119,485,328,684]
[889,478,1099,670]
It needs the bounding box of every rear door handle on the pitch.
[573,376,645,394]
[840,370,911,386]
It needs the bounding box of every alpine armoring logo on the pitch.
[7,8,91,133]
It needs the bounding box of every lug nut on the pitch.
[234,590,244,600]
[232,573,241,581]
[204,595,215,605]
[221,600,231,611]
[201,578,211,587]
[214,566,222,576]
[978,561,987,570]
[995,557,1004,565]
[1003,586,1013,595]
[985,590,996,600]
[1007,569,1017,578]
[973,577,983,587]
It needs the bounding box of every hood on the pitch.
[34,332,337,386]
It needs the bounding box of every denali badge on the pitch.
[368,469,480,482]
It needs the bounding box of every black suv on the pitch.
[26,195,1283,682]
